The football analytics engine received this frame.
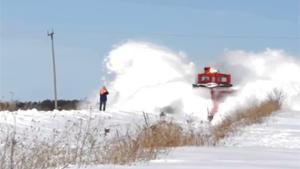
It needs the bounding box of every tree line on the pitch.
[0,100,80,111]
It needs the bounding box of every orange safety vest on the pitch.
[100,88,107,95]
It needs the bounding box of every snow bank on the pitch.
[67,146,300,169]
[221,110,300,149]
[0,109,150,142]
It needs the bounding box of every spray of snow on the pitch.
[100,41,211,120]
[213,49,300,123]
[86,41,300,122]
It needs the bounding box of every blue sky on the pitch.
[0,0,299,101]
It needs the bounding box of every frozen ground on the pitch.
[221,110,300,149]
[1,109,300,169]
[68,146,300,169]
[0,109,156,142]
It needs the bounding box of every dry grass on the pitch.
[137,120,212,147]
[210,89,283,143]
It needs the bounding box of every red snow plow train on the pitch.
[193,67,233,121]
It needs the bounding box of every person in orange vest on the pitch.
[99,86,109,111]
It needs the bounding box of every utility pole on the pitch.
[47,30,58,109]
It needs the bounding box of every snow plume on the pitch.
[102,41,211,119]
[85,41,299,122]
[213,49,300,123]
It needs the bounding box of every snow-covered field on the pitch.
[70,147,300,169]
[221,110,300,149]
[1,109,300,169]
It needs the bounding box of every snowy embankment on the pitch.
[71,147,299,169]
[221,110,300,149]
[1,109,300,169]
[0,109,153,142]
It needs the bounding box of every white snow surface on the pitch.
[67,147,300,169]
[1,109,300,169]
[221,110,300,149]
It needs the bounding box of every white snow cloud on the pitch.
[85,41,300,122]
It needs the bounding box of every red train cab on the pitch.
[193,67,233,121]
[193,67,232,88]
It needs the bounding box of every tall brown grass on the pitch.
[210,89,283,143]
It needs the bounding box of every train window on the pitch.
[201,76,209,81]
[220,77,227,82]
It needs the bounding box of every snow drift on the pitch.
[89,41,300,122]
